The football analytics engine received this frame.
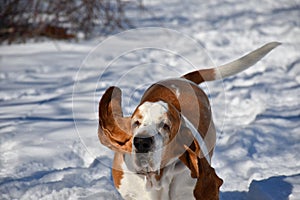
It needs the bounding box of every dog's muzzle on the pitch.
[133,135,154,153]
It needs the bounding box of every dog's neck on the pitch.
[124,154,186,191]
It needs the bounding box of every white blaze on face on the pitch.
[139,101,168,125]
[132,101,169,173]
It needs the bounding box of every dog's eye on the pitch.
[162,123,170,131]
[133,120,141,127]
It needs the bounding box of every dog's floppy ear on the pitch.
[98,86,132,153]
[194,156,223,199]
[178,128,223,198]
[175,123,202,178]
[178,134,201,178]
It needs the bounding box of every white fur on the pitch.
[132,101,169,174]
[136,101,169,128]
[214,42,281,80]
[119,160,151,200]
[119,154,197,200]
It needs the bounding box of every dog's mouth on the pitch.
[135,164,161,190]
[133,152,160,175]
[136,169,160,177]
[135,160,163,190]
[135,167,160,179]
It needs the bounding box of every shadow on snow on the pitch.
[221,174,298,200]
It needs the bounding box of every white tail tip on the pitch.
[214,42,281,80]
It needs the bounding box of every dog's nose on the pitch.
[133,136,154,153]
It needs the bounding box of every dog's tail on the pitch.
[181,42,281,84]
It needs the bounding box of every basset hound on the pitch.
[98,42,280,200]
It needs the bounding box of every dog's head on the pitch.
[130,100,182,174]
[98,85,203,177]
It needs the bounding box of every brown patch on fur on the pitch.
[98,86,132,152]
[181,68,216,84]
[112,153,124,189]
[193,157,223,200]
[166,104,181,141]
[131,108,143,122]
[155,168,164,182]
[178,138,201,178]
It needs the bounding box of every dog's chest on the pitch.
[117,158,197,200]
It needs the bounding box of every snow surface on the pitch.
[1,0,299,199]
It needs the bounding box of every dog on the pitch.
[98,42,280,200]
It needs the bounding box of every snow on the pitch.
[1,0,299,199]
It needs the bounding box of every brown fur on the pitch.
[112,153,124,189]
[98,87,132,152]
